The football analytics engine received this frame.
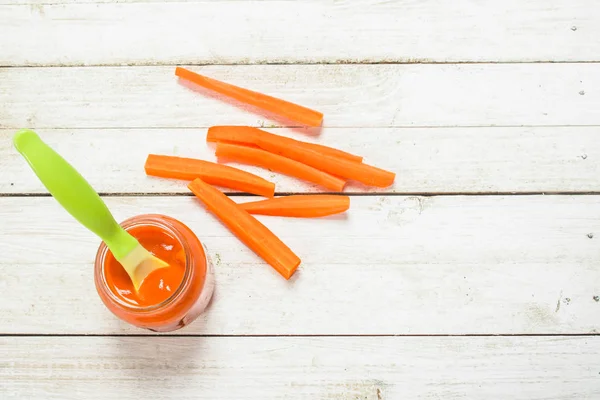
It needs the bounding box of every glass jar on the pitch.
[94,214,214,332]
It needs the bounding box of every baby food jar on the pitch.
[94,214,214,332]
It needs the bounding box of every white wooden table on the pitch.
[2,1,600,398]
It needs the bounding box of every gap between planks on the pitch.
[3,192,600,198]
[4,61,600,68]
[2,333,600,338]
[4,125,600,129]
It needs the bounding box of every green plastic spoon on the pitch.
[13,129,169,290]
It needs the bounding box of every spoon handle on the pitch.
[13,129,138,259]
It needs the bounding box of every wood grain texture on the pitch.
[1,64,597,129]
[1,1,599,65]
[1,196,599,335]
[2,336,599,400]
[2,127,598,195]
[3,0,598,396]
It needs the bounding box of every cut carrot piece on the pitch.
[301,141,363,163]
[207,126,363,163]
[188,178,300,279]
[239,195,350,218]
[144,154,275,197]
[175,67,323,127]
[215,143,346,192]
[207,126,395,187]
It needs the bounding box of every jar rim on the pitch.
[94,214,193,313]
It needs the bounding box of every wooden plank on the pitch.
[1,196,599,335]
[1,64,598,129]
[1,1,599,65]
[2,336,599,399]
[2,127,599,195]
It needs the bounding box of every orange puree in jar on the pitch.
[104,224,186,307]
[94,214,214,332]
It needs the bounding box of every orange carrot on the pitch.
[215,143,346,192]
[144,154,275,197]
[188,178,300,279]
[175,67,323,127]
[208,126,395,187]
[239,195,350,218]
[207,126,363,163]
[300,141,363,163]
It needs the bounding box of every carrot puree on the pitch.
[104,224,186,307]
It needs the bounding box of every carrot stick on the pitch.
[301,141,363,163]
[208,126,395,187]
[144,154,275,197]
[215,143,346,192]
[188,178,300,279]
[175,67,324,127]
[239,195,350,218]
[207,126,363,163]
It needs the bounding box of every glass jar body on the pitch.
[94,214,214,332]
